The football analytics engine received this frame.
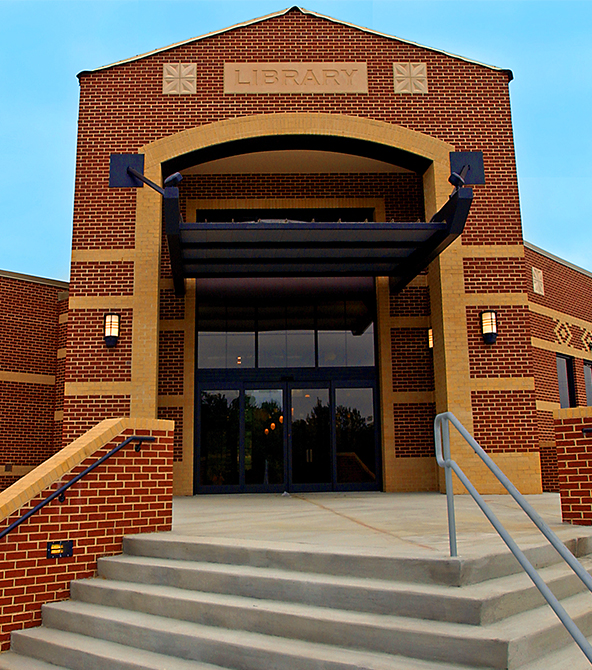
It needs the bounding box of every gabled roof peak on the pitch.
[78,6,510,78]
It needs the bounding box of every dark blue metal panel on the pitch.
[167,188,472,288]
[449,151,485,185]
[109,154,145,188]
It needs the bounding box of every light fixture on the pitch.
[104,313,120,348]
[480,310,497,344]
[428,328,433,349]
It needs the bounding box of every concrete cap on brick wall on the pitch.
[0,417,174,522]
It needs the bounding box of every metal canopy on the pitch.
[108,151,478,298]
[165,186,473,297]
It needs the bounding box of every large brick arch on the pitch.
[131,113,454,418]
[140,113,453,199]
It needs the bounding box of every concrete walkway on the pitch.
[172,491,592,559]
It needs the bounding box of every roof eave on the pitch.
[77,5,510,79]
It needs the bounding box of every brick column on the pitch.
[555,407,592,525]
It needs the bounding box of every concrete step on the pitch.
[123,533,585,586]
[5,533,592,669]
[0,652,68,670]
[40,588,592,668]
[518,633,592,670]
[97,551,592,625]
[20,600,493,670]
[7,627,225,670]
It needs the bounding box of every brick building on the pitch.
[2,7,591,496]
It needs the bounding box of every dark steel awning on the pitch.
[165,186,473,297]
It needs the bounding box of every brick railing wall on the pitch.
[0,417,174,651]
[555,407,592,525]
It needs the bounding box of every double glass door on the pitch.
[196,380,378,493]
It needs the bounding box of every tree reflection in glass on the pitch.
[245,389,284,485]
[292,389,330,484]
[335,388,376,483]
[200,390,240,486]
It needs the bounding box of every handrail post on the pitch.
[434,410,592,664]
[441,418,458,557]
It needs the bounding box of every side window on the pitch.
[556,354,576,408]
[584,361,592,406]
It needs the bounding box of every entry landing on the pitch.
[172,491,592,559]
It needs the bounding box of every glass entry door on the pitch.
[244,388,284,486]
[290,387,331,487]
[196,380,379,493]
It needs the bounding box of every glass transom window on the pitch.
[197,302,374,370]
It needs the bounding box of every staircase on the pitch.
[2,533,592,669]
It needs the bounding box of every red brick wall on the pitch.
[180,173,424,222]
[157,406,184,462]
[389,285,430,318]
[463,258,527,294]
[160,288,185,320]
[393,403,436,458]
[391,329,433,393]
[0,424,173,650]
[555,412,592,525]
[158,331,184,396]
[70,261,134,297]
[65,309,132,383]
[471,390,538,453]
[0,275,68,488]
[68,9,526,486]
[0,276,62,375]
[0,382,55,462]
[527,247,592,322]
[389,283,434,459]
[62,396,131,446]
[526,245,592,492]
[466,305,531,378]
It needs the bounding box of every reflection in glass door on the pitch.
[291,388,331,485]
[197,381,378,492]
[199,389,240,487]
[335,388,376,484]
[245,389,284,485]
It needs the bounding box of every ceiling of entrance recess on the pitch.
[181,150,411,175]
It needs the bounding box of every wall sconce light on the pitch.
[480,310,498,344]
[104,313,120,348]
[428,328,433,349]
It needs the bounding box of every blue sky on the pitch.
[1,1,591,281]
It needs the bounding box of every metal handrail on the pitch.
[0,434,155,541]
[434,411,592,664]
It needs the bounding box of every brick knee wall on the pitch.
[0,422,173,651]
[555,408,592,525]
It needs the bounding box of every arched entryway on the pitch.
[129,114,459,495]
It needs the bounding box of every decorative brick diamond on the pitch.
[555,321,572,346]
[532,267,544,295]
[582,330,592,351]
[163,63,197,94]
[393,63,428,94]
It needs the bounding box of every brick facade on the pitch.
[0,419,173,650]
[554,408,592,525]
[4,8,592,497]
[526,243,592,492]
[0,272,68,488]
